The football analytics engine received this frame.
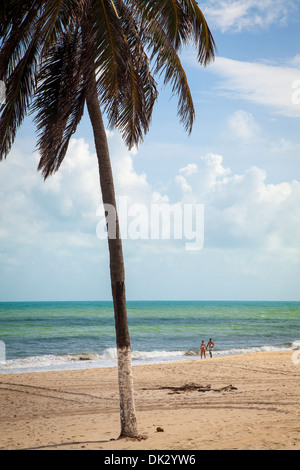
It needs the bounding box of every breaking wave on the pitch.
[0,342,298,374]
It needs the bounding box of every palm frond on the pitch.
[90,0,125,115]
[0,22,41,160]
[38,0,82,52]
[0,0,79,161]
[0,0,34,38]
[107,0,158,148]
[130,0,216,62]
[0,1,41,79]
[32,27,86,179]
[1,0,216,169]
[129,0,188,49]
[89,0,157,148]
[180,0,216,65]
[141,16,194,133]
[126,0,216,133]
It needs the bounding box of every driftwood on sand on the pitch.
[157,383,238,394]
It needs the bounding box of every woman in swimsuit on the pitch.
[200,340,206,359]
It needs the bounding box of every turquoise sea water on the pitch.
[0,300,299,373]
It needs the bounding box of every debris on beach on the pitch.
[157,383,238,394]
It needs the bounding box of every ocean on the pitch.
[0,300,299,374]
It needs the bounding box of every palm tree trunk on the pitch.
[86,73,138,439]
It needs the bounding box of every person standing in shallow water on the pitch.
[200,340,206,358]
[207,338,215,358]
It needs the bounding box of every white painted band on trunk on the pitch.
[117,346,138,436]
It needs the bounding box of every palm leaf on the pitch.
[90,0,125,114]
[0,0,34,38]
[180,0,216,64]
[108,0,158,147]
[0,0,78,161]
[90,0,157,148]
[126,0,216,133]
[0,21,41,160]
[1,0,216,165]
[32,27,86,179]
[38,0,82,52]
[140,16,195,133]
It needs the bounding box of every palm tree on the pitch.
[0,0,216,438]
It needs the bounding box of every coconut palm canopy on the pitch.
[0,0,215,173]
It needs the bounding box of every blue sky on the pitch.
[0,0,300,301]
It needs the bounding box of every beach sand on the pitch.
[0,351,299,450]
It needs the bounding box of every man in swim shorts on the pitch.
[207,338,215,358]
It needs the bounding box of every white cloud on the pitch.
[227,110,261,140]
[2,138,299,257]
[173,153,300,257]
[202,56,300,117]
[179,163,198,176]
[0,138,101,263]
[199,153,231,192]
[112,151,149,198]
[175,163,198,194]
[1,134,299,300]
[175,175,193,193]
[151,191,169,204]
[202,0,297,32]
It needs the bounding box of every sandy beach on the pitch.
[0,351,299,450]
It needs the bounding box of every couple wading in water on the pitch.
[200,339,215,359]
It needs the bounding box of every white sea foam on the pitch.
[0,343,297,374]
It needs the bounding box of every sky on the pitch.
[0,0,300,302]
